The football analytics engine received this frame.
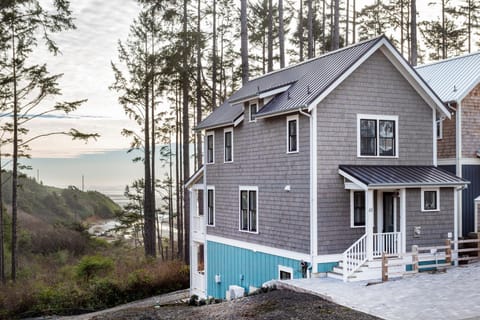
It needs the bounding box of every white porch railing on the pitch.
[373,232,401,257]
[342,233,368,281]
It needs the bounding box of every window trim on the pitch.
[436,119,443,140]
[238,186,259,234]
[206,131,215,164]
[350,190,366,228]
[286,115,299,154]
[224,127,234,163]
[207,186,215,227]
[357,114,399,158]
[249,102,258,122]
[278,265,293,280]
[421,188,440,212]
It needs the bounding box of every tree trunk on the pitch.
[442,0,446,59]
[332,0,340,50]
[150,9,157,258]
[240,0,249,84]
[0,149,4,284]
[322,0,326,53]
[182,0,190,265]
[196,0,203,170]
[400,0,404,56]
[410,0,417,66]
[468,0,471,53]
[267,0,273,72]
[212,0,217,109]
[346,0,350,46]
[11,17,18,281]
[307,0,313,58]
[352,0,356,43]
[174,85,179,260]
[299,0,304,61]
[279,0,285,68]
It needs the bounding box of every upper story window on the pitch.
[422,188,439,212]
[206,132,214,164]
[287,115,299,153]
[357,114,398,157]
[436,119,443,140]
[249,102,258,122]
[224,128,233,162]
[239,186,258,233]
[207,187,215,226]
[350,190,366,228]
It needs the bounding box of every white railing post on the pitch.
[366,190,374,261]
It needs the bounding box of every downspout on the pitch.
[454,101,463,237]
[299,107,316,274]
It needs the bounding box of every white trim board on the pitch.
[206,235,311,262]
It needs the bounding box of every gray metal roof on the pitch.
[195,101,243,130]
[339,165,469,187]
[416,51,480,103]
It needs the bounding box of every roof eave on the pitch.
[256,105,308,120]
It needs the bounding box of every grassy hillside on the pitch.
[1,172,119,224]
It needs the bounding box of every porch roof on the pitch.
[339,165,469,189]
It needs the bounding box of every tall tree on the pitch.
[459,0,480,53]
[299,0,304,61]
[332,0,340,50]
[307,0,313,58]
[410,0,417,66]
[212,0,217,109]
[241,0,249,84]
[1,0,97,280]
[279,0,285,68]
[267,0,273,72]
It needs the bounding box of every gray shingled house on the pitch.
[186,36,469,299]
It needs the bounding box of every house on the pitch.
[416,53,480,236]
[186,36,469,299]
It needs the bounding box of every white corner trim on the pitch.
[311,107,318,259]
[205,234,311,262]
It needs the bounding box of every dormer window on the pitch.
[357,114,398,158]
[249,103,257,122]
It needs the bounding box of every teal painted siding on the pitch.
[207,241,303,298]
[317,262,338,272]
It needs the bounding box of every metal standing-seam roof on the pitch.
[195,101,243,130]
[415,51,480,103]
[339,165,469,188]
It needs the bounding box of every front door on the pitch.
[383,192,395,232]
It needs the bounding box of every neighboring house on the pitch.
[186,36,468,299]
[416,53,480,236]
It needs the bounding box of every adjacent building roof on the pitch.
[416,51,480,103]
[339,165,469,188]
[197,36,450,130]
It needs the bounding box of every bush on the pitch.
[75,255,114,281]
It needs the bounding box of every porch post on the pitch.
[366,189,374,261]
[400,188,406,255]
[454,187,459,266]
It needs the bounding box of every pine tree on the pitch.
[241,0,249,84]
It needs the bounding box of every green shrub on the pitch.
[75,255,113,281]
[88,278,123,309]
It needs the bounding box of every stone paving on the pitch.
[277,263,480,320]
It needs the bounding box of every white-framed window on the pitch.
[436,119,443,140]
[350,190,366,227]
[239,186,258,233]
[224,128,233,163]
[196,243,205,273]
[207,187,215,226]
[421,188,440,212]
[286,115,299,153]
[249,102,258,122]
[357,114,398,158]
[196,189,204,216]
[278,265,293,280]
[206,131,214,164]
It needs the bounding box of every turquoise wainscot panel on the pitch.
[317,262,338,273]
[206,241,303,299]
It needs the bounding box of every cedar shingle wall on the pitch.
[438,112,456,159]
[462,84,480,158]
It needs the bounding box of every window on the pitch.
[197,243,204,272]
[357,115,398,157]
[239,187,258,233]
[437,119,443,140]
[350,190,366,227]
[207,188,215,226]
[197,190,204,216]
[422,188,439,212]
[206,132,214,164]
[224,128,233,162]
[278,265,293,280]
[287,115,299,153]
[249,103,257,122]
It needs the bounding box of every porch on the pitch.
[336,165,468,281]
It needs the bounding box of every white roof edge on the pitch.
[185,166,204,189]
[258,84,291,99]
[457,74,480,103]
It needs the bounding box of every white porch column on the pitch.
[366,189,374,261]
[454,187,460,266]
[400,188,406,255]
[475,196,480,233]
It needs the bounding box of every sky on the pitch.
[12,0,476,192]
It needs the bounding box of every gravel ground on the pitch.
[90,289,380,320]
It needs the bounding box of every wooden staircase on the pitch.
[327,257,406,282]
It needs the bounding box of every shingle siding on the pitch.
[406,188,454,248]
[437,113,456,159]
[316,51,436,254]
[206,108,311,254]
[462,84,480,159]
